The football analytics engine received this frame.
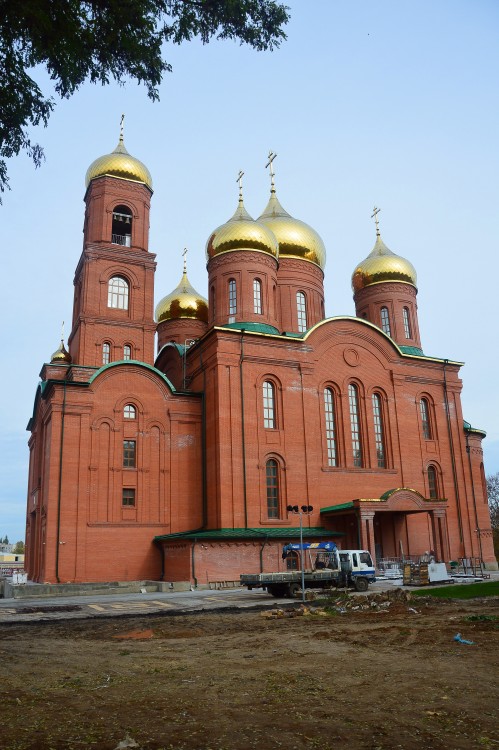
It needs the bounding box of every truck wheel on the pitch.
[354,577,369,592]
[287,583,301,598]
[268,585,285,598]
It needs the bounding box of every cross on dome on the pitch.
[236,170,244,202]
[371,206,381,237]
[266,151,277,192]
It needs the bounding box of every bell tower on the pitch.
[68,124,157,367]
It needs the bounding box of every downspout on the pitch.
[239,330,248,528]
[199,349,208,529]
[55,380,67,583]
[465,429,483,561]
[443,359,464,543]
[192,538,198,588]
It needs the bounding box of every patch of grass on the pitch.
[413,581,499,599]
[465,614,499,622]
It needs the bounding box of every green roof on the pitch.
[321,502,355,514]
[463,420,487,437]
[154,526,343,542]
[399,345,424,356]
[283,331,305,338]
[224,322,280,335]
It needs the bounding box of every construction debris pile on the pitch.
[261,587,414,619]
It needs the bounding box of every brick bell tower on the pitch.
[68,124,157,367]
[351,208,422,350]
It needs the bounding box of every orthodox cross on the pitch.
[371,206,381,236]
[61,321,65,344]
[236,170,244,201]
[266,151,277,191]
[182,247,188,273]
[119,113,125,142]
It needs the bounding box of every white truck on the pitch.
[240,541,376,598]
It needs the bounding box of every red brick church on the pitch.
[25,134,496,584]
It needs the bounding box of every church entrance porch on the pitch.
[321,489,449,568]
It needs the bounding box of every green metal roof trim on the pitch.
[283,331,305,338]
[399,345,424,356]
[88,360,177,392]
[320,502,355,514]
[224,322,280,335]
[463,420,487,437]
[154,526,344,542]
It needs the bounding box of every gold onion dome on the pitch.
[352,234,417,292]
[50,339,72,364]
[156,269,208,324]
[85,134,153,191]
[206,197,279,261]
[258,191,326,270]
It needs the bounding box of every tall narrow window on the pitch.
[108,276,129,310]
[324,388,338,467]
[263,381,275,429]
[228,279,237,316]
[348,384,363,467]
[210,285,216,321]
[123,404,136,420]
[253,279,262,314]
[296,292,307,332]
[420,398,431,440]
[427,465,438,499]
[123,345,132,361]
[123,440,136,468]
[102,342,111,365]
[380,307,391,336]
[403,307,412,339]
[372,393,386,468]
[122,488,136,507]
[266,459,279,519]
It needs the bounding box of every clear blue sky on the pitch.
[1,0,498,542]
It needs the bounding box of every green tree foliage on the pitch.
[13,540,25,554]
[0,0,289,198]
[486,472,499,559]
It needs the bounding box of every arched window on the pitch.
[348,384,363,467]
[296,292,307,332]
[228,279,237,316]
[253,279,262,314]
[263,381,275,429]
[403,307,412,339]
[102,342,111,365]
[210,285,215,321]
[380,307,391,336]
[427,465,438,499]
[123,345,132,361]
[480,463,487,503]
[420,398,431,440]
[111,205,132,247]
[372,393,386,468]
[324,388,338,467]
[124,404,136,420]
[108,276,129,310]
[266,459,279,518]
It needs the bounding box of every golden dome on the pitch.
[156,270,208,324]
[352,234,417,292]
[50,339,72,364]
[85,135,153,191]
[206,198,279,261]
[258,192,326,270]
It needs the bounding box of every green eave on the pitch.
[463,420,487,438]
[283,331,305,338]
[399,345,424,356]
[154,526,343,542]
[224,322,280,335]
[321,502,355,514]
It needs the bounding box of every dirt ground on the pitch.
[1,591,498,750]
